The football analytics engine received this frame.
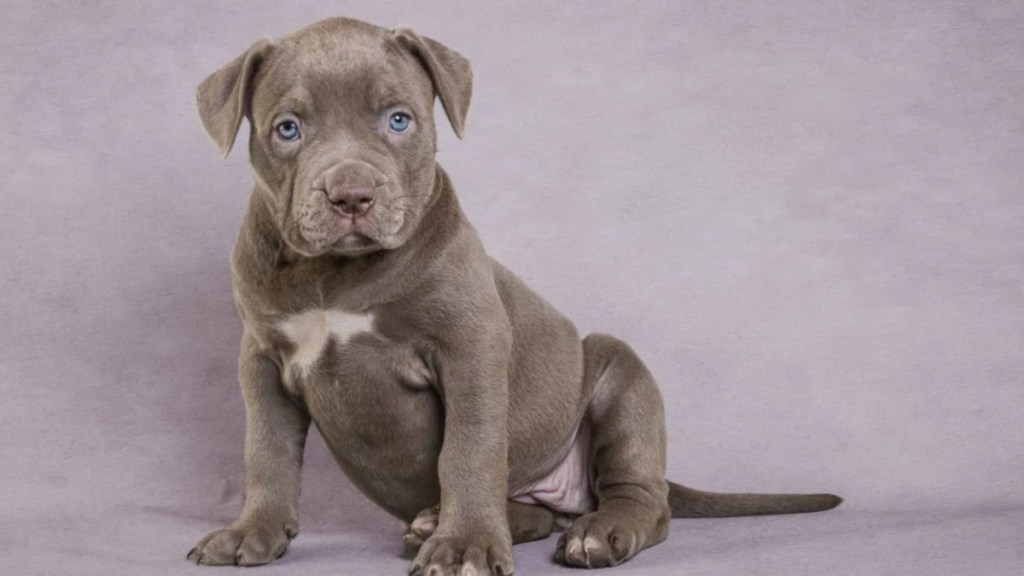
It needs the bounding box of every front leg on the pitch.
[412,315,515,576]
[188,334,310,566]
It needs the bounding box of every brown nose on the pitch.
[328,184,375,216]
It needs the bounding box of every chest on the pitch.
[275,308,377,377]
[260,307,435,397]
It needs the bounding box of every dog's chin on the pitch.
[329,233,384,257]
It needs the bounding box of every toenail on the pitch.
[566,540,582,556]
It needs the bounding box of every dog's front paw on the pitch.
[411,525,514,576]
[187,520,296,567]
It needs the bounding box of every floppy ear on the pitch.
[392,27,473,139]
[196,38,273,158]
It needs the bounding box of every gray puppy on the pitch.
[187,17,841,575]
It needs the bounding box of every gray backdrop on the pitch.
[2,1,1022,575]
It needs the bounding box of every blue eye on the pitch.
[275,120,300,141]
[388,112,411,133]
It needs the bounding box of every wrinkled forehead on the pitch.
[250,34,434,126]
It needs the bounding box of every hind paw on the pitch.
[403,505,439,553]
[554,511,654,568]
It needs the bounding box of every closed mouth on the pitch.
[332,232,380,255]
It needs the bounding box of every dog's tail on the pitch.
[667,480,842,518]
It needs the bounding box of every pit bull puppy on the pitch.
[186,17,841,575]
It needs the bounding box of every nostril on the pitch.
[348,196,374,215]
[356,197,374,210]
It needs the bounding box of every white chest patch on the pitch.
[277,309,375,375]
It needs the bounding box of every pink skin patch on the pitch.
[510,424,595,515]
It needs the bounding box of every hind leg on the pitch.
[555,333,671,568]
[405,500,558,553]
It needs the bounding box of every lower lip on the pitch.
[340,233,370,247]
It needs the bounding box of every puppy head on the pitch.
[196,18,471,257]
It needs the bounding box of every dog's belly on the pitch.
[275,308,444,521]
[510,421,595,515]
[308,379,444,522]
